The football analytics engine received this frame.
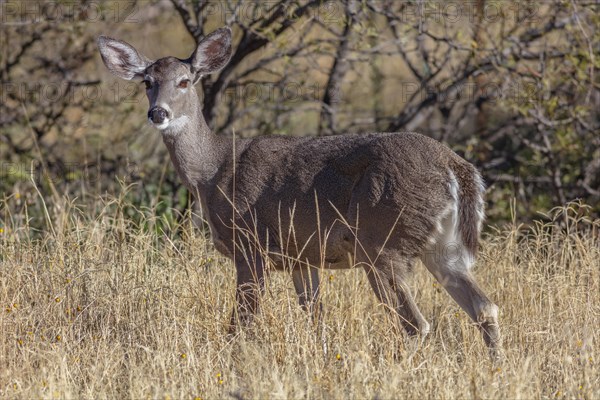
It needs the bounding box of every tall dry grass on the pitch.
[1,189,598,399]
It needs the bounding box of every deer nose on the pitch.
[148,106,169,124]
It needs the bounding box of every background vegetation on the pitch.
[1,0,598,225]
[1,1,599,398]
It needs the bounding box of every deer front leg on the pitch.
[292,266,322,319]
[228,254,265,334]
[292,266,327,353]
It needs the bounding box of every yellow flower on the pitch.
[55,335,62,342]
[0,228,4,234]
[329,274,334,282]
[54,297,61,303]
[336,353,341,361]
[17,339,23,346]
[180,353,187,359]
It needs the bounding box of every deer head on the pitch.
[97,27,232,131]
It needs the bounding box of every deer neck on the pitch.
[160,105,229,194]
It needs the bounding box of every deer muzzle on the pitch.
[148,106,169,124]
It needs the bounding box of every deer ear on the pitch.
[97,36,150,80]
[189,27,232,78]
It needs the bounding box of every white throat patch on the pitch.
[150,115,190,133]
[167,115,190,131]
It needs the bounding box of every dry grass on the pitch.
[1,192,598,399]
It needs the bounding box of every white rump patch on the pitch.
[473,171,486,236]
[422,170,474,275]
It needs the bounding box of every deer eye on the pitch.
[177,79,190,89]
[143,80,152,90]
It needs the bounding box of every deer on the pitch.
[97,26,501,359]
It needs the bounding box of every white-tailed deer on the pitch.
[97,27,501,358]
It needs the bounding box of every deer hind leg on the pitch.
[363,257,430,337]
[421,215,501,358]
[228,251,265,334]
